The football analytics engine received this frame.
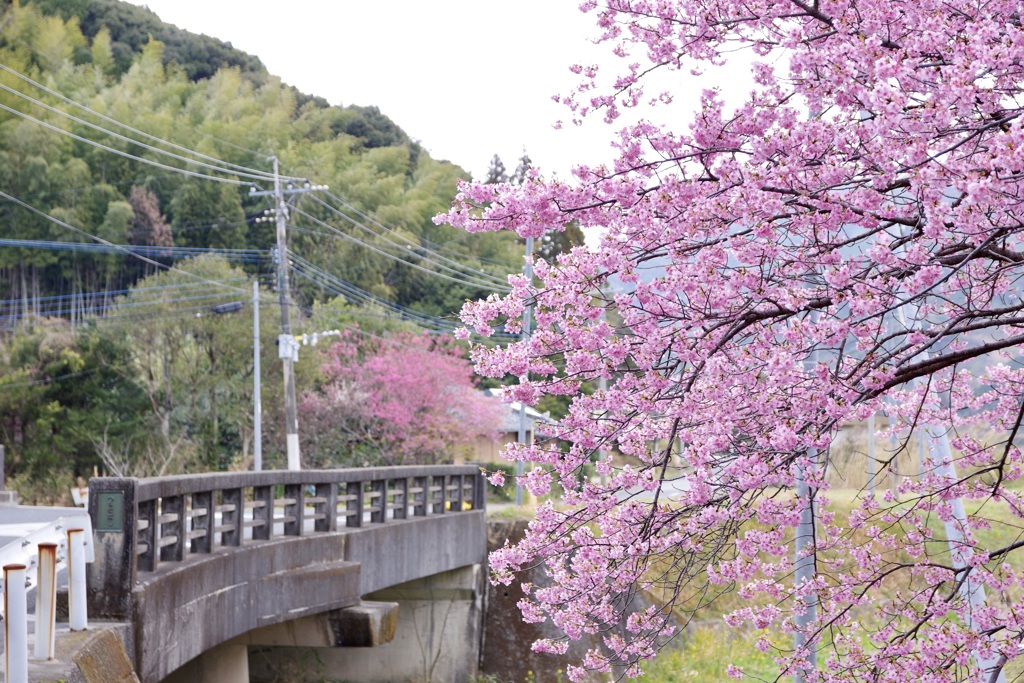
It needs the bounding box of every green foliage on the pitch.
[333,105,410,150]
[169,180,245,249]
[71,0,265,80]
[112,256,277,471]
[634,628,776,683]
[0,0,521,495]
[24,0,90,21]
[0,319,150,484]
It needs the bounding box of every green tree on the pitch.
[110,256,283,471]
[483,153,508,184]
[169,181,245,250]
[508,149,532,186]
[90,25,115,76]
[0,320,149,497]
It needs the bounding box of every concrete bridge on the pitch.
[76,465,488,683]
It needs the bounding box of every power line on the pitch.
[0,368,97,391]
[292,207,511,292]
[323,189,518,267]
[0,291,241,325]
[289,266,450,334]
[288,253,452,327]
[0,277,251,307]
[0,81,285,184]
[0,64,304,183]
[178,122,269,161]
[288,253,517,341]
[0,189,257,299]
[0,238,268,264]
[290,222,501,289]
[1,174,179,203]
[0,100,260,186]
[312,193,515,285]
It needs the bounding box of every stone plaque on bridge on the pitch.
[96,491,124,532]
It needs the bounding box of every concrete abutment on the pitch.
[249,564,486,683]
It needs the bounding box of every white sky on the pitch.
[126,0,615,180]
[127,1,757,182]
[123,0,761,184]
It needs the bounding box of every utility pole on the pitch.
[274,157,300,471]
[253,280,262,472]
[598,289,608,487]
[515,236,534,507]
[249,158,327,471]
[794,321,818,683]
[867,413,875,497]
[892,305,1006,683]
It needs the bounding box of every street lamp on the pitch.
[208,281,263,471]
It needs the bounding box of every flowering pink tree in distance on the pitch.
[298,331,503,466]
[437,0,1024,681]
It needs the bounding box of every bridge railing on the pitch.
[87,465,485,618]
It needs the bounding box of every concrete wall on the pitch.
[132,536,361,683]
[161,643,249,683]
[250,564,486,683]
[142,511,487,683]
[344,511,487,595]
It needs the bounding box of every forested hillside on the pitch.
[0,0,524,495]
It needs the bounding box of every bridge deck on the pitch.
[85,465,488,683]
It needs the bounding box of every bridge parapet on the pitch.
[87,465,486,620]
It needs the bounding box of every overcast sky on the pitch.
[124,1,617,179]
[127,1,757,181]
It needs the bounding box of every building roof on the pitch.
[483,388,558,433]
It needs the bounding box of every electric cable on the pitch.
[292,208,511,292]
[0,238,267,263]
[288,253,451,325]
[0,100,261,185]
[311,193,514,285]
[0,81,287,183]
[0,189,258,298]
[322,189,518,268]
[289,253,517,341]
[0,64,304,182]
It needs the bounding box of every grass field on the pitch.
[637,488,1024,682]
[488,485,1024,683]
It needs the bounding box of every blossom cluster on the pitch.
[438,0,1024,680]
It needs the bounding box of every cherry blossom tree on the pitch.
[437,0,1024,681]
[298,330,504,467]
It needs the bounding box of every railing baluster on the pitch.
[413,476,427,516]
[221,488,242,547]
[190,491,213,554]
[252,485,273,540]
[370,480,386,524]
[452,475,465,512]
[138,499,157,572]
[346,480,364,528]
[315,483,337,532]
[159,495,184,562]
[432,474,447,514]
[284,484,303,536]
[393,478,409,519]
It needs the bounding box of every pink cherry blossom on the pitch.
[299,330,504,465]
[437,0,1024,680]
